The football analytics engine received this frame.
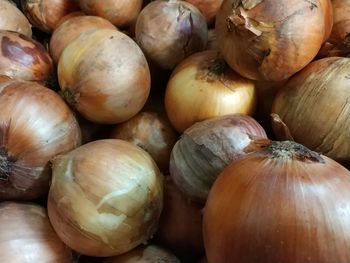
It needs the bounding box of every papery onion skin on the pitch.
[165,50,256,133]
[320,0,333,42]
[58,29,151,124]
[204,140,350,263]
[0,30,53,82]
[135,0,208,70]
[272,57,350,162]
[50,15,116,64]
[0,80,81,200]
[184,0,224,25]
[215,0,325,81]
[48,139,163,257]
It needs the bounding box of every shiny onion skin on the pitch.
[0,30,53,82]
[0,0,32,37]
[50,16,116,64]
[272,57,350,162]
[184,0,224,25]
[0,202,73,263]
[204,140,350,263]
[58,29,151,124]
[170,114,267,201]
[0,80,81,200]
[215,0,325,81]
[48,139,163,257]
[135,0,208,70]
[165,50,257,132]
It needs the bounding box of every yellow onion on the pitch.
[50,15,116,64]
[48,139,163,257]
[103,244,181,263]
[170,114,267,201]
[185,0,224,25]
[58,29,151,124]
[135,0,208,70]
[0,0,31,36]
[0,80,81,200]
[0,30,53,82]
[21,0,79,33]
[272,57,350,162]
[0,202,73,262]
[203,140,350,263]
[320,0,333,42]
[215,0,325,81]
[165,50,256,132]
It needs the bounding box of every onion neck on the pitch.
[0,148,12,181]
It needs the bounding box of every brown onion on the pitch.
[165,50,257,132]
[0,0,31,36]
[0,80,81,200]
[21,0,79,33]
[203,140,350,263]
[185,0,224,25]
[272,57,350,162]
[320,0,333,42]
[0,202,73,262]
[48,139,163,257]
[170,114,267,201]
[135,0,208,70]
[215,0,325,81]
[58,29,150,124]
[0,30,53,82]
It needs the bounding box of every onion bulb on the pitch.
[320,0,333,42]
[135,0,208,70]
[272,57,350,162]
[0,202,73,263]
[215,0,325,81]
[165,50,256,132]
[0,0,31,36]
[48,139,163,257]
[58,29,150,124]
[185,0,224,25]
[204,140,350,263]
[0,80,81,200]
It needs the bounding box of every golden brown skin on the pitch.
[185,0,224,25]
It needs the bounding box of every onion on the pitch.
[272,57,350,162]
[185,0,224,25]
[103,244,181,263]
[48,139,163,257]
[320,0,333,42]
[135,0,208,70]
[206,29,218,50]
[58,29,151,124]
[165,50,256,132]
[0,202,73,262]
[110,112,178,172]
[203,140,350,263]
[0,80,81,200]
[170,114,267,201]
[50,16,116,64]
[21,0,79,33]
[0,30,53,82]
[215,0,325,81]
[0,0,31,36]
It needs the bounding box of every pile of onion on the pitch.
[0,0,31,36]
[184,0,224,25]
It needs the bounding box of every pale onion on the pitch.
[215,0,325,81]
[58,29,151,124]
[0,30,53,82]
[0,80,81,200]
[0,0,31,36]
[170,114,267,201]
[204,140,350,263]
[48,139,163,257]
[21,0,79,33]
[103,244,181,263]
[185,0,224,25]
[0,202,73,263]
[50,15,116,64]
[165,50,256,132]
[272,57,350,162]
[77,0,143,28]
[156,176,204,262]
[135,0,208,70]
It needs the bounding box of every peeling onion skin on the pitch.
[215,0,325,81]
[184,0,224,25]
[48,139,163,257]
[135,0,208,70]
[204,140,350,263]
[0,202,73,263]
[0,81,81,200]
[272,57,350,162]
